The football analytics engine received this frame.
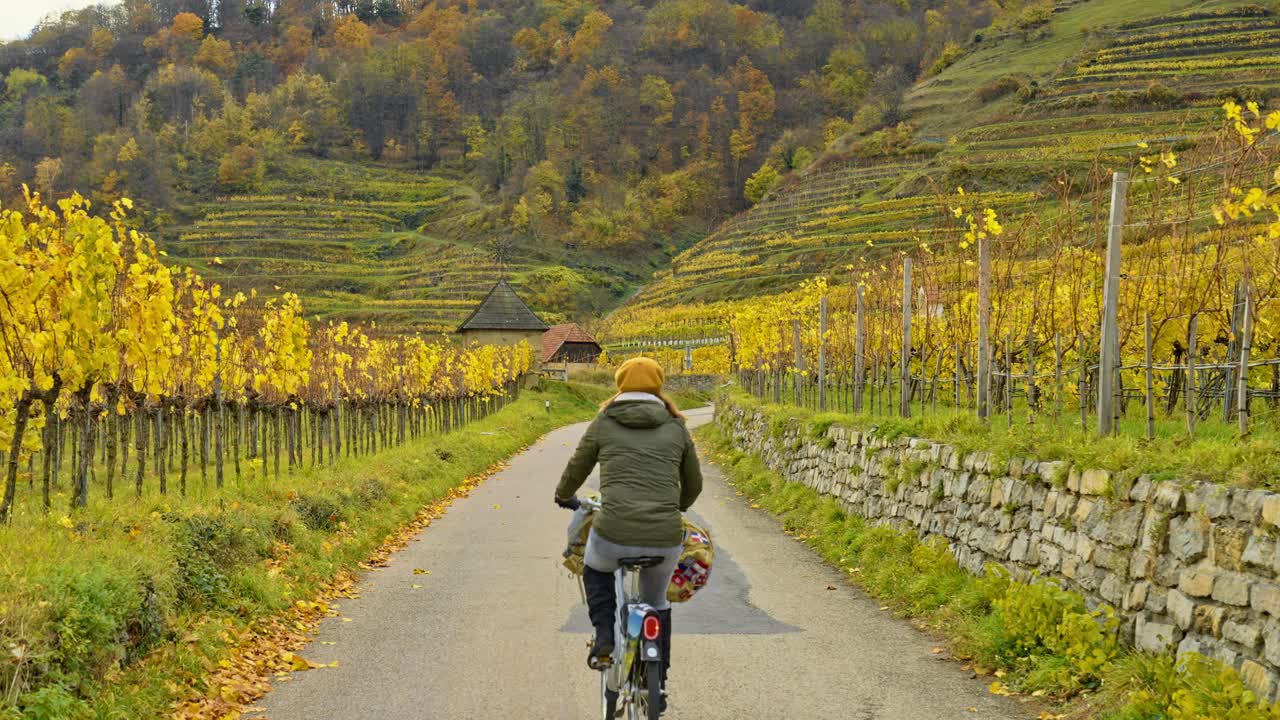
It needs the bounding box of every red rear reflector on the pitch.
[643,615,661,641]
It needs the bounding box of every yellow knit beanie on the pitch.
[614,357,664,394]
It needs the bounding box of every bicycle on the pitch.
[566,496,665,720]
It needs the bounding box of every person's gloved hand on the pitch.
[555,495,580,510]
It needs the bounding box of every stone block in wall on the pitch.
[1130,553,1154,580]
[1100,573,1126,606]
[1125,581,1150,611]
[1262,495,1280,529]
[1079,469,1111,496]
[1224,619,1263,649]
[1094,546,1129,574]
[1212,572,1252,607]
[1074,498,1097,527]
[1265,620,1280,666]
[1156,557,1184,587]
[1241,659,1277,703]
[1188,484,1232,519]
[1094,504,1144,548]
[1155,482,1185,512]
[1136,613,1183,653]
[967,475,991,505]
[1232,489,1268,524]
[1130,475,1154,503]
[1216,525,1250,572]
[1179,567,1216,598]
[1178,633,1217,661]
[1168,589,1197,630]
[1193,604,1226,636]
[1037,461,1066,486]
[1253,583,1280,618]
[1244,533,1278,573]
[1146,586,1169,614]
[1169,515,1209,563]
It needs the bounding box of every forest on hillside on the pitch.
[0,0,1044,255]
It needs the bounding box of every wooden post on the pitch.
[1239,293,1253,435]
[955,342,962,410]
[1054,333,1063,418]
[214,341,224,489]
[1186,315,1198,436]
[1027,328,1036,425]
[900,259,913,418]
[1098,172,1128,436]
[1005,334,1013,427]
[978,234,991,419]
[1144,314,1155,440]
[1078,334,1087,433]
[854,286,865,412]
[818,296,828,411]
[793,319,804,406]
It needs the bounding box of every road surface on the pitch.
[259,406,1032,720]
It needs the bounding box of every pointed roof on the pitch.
[542,323,600,362]
[457,279,548,332]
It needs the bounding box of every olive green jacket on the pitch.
[555,398,703,547]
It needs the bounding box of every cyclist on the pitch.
[555,356,702,709]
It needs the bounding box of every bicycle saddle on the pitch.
[619,556,666,569]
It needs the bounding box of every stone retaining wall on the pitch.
[718,399,1280,699]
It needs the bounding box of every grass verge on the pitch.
[696,416,1280,720]
[0,381,608,720]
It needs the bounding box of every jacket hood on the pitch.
[604,399,673,429]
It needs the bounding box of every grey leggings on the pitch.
[584,529,681,611]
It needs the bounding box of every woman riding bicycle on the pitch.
[555,357,702,709]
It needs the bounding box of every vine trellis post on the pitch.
[1098,171,1128,437]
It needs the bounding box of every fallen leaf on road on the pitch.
[878,605,889,610]
[750,503,760,509]
[492,504,501,509]
[413,568,430,575]
[989,681,1012,696]
[967,709,977,714]
[825,585,836,590]
[341,618,352,623]
[931,647,943,654]
[284,652,320,672]
[411,584,422,589]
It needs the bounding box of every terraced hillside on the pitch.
[615,0,1278,335]
[165,157,550,334]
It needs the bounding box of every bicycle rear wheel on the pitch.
[641,660,662,720]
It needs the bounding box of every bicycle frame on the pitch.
[575,497,663,719]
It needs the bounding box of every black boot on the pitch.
[657,608,672,714]
[583,567,616,669]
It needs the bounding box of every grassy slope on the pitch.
[617,0,1275,322]
[164,153,657,334]
[905,0,1211,135]
[0,381,608,720]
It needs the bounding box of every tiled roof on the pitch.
[457,279,548,332]
[542,323,599,361]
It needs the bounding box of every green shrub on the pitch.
[290,494,342,531]
[976,76,1024,103]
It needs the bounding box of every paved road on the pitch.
[259,406,1032,720]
